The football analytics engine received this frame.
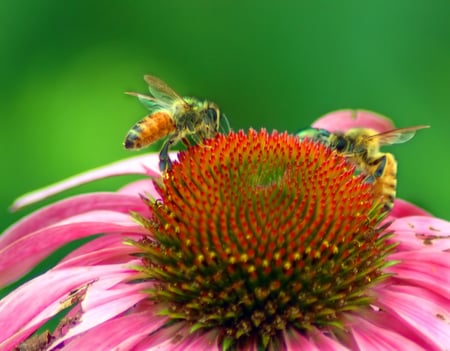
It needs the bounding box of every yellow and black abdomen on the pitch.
[124,112,176,150]
[372,152,398,211]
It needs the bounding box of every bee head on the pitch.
[205,102,220,124]
[332,135,349,152]
[204,102,230,133]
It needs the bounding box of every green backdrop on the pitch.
[1,0,449,237]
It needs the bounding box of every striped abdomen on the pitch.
[124,112,176,149]
[372,153,398,211]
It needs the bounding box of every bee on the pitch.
[124,75,230,171]
[297,125,429,211]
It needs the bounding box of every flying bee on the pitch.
[124,75,231,172]
[297,125,429,211]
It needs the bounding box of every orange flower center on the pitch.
[133,130,393,349]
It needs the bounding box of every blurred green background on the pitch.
[1,0,449,234]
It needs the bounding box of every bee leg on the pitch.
[159,138,175,172]
[363,155,386,184]
[186,120,196,133]
[372,155,387,178]
[181,137,191,148]
[191,133,213,148]
[219,114,231,133]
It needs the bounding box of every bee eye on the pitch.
[206,107,218,121]
[334,137,348,151]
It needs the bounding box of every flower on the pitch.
[1,110,449,350]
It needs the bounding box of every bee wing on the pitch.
[125,91,171,112]
[366,125,430,146]
[144,75,189,108]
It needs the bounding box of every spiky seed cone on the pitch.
[131,129,394,349]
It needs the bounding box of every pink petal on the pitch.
[144,329,223,351]
[118,178,159,196]
[349,314,424,350]
[55,233,142,268]
[175,331,221,351]
[376,285,450,350]
[387,216,450,251]
[11,153,164,210]
[51,280,150,347]
[58,312,168,351]
[385,251,450,299]
[1,192,148,247]
[58,234,142,267]
[133,324,219,351]
[307,328,350,350]
[283,328,352,350]
[388,216,450,236]
[389,199,433,219]
[0,211,147,286]
[312,109,395,133]
[0,264,131,350]
[283,328,322,350]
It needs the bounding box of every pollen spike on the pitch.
[135,130,395,348]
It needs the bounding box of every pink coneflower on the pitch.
[1,110,449,350]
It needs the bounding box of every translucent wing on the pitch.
[296,127,332,145]
[124,91,169,112]
[144,75,188,107]
[366,125,430,146]
[219,113,232,134]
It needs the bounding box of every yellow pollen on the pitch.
[164,223,170,231]
[197,255,205,264]
[240,254,249,263]
[248,265,256,273]
[262,260,269,267]
[293,253,301,261]
[283,262,292,270]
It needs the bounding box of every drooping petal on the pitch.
[58,234,143,267]
[10,153,163,211]
[0,264,133,350]
[349,314,424,351]
[118,178,158,196]
[390,199,432,219]
[57,312,168,351]
[283,328,352,351]
[376,285,450,351]
[386,251,450,299]
[312,109,395,132]
[49,279,151,347]
[308,329,352,351]
[134,323,188,351]
[0,211,147,286]
[388,215,450,251]
[283,328,323,350]
[1,192,148,247]
[132,323,221,351]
